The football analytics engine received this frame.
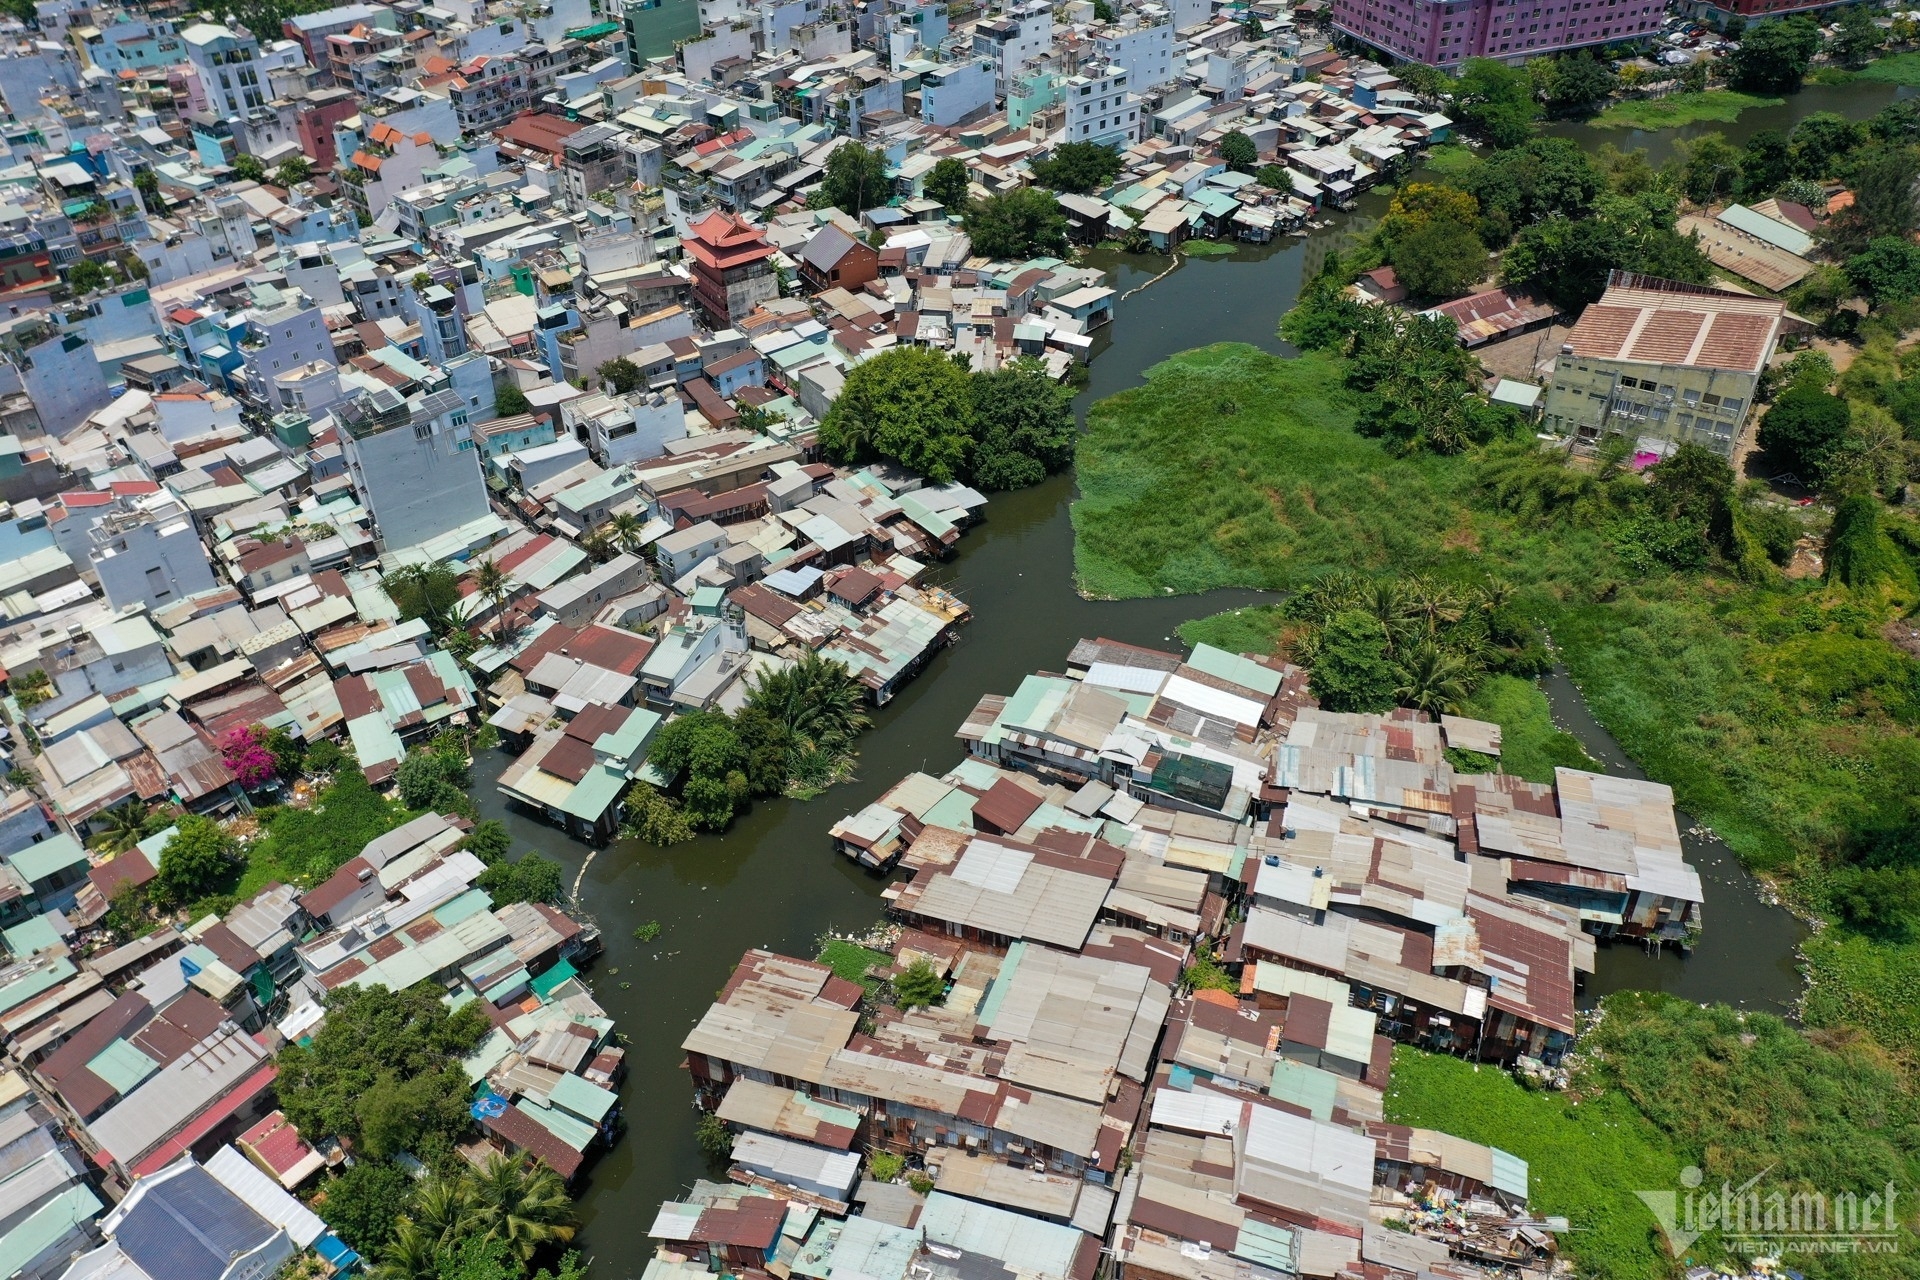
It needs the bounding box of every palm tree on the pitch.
[579,529,614,564]
[375,1220,441,1280]
[468,1154,577,1265]
[1393,639,1473,716]
[1360,578,1413,651]
[1404,575,1466,634]
[748,652,871,749]
[609,511,644,556]
[472,557,510,625]
[90,801,150,853]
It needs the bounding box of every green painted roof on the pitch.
[434,888,495,927]
[7,833,86,885]
[547,1070,617,1124]
[518,1095,597,1151]
[593,707,658,764]
[561,762,627,821]
[1267,1058,1340,1122]
[86,1038,159,1094]
[529,957,577,999]
[0,1184,102,1276]
[1186,642,1283,695]
[0,959,75,1014]
[2,914,62,959]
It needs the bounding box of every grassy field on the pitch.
[1386,1046,1686,1280]
[1454,675,1598,784]
[1419,142,1480,180]
[1852,51,1920,84]
[1072,346,1472,598]
[1389,995,1920,1280]
[1175,604,1287,655]
[816,939,891,994]
[1590,90,1785,131]
[1081,341,1920,1069]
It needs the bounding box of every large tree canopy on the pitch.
[820,346,976,484]
[812,142,891,216]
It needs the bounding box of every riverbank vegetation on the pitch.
[289,985,587,1280]
[620,653,874,839]
[1588,89,1783,131]
[820,348,1074,490]
[1389,993,1920,1280]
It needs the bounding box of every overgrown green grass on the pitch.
[1176,605,1288,656]
[1455,674,1597,784]
[1852,51,1920,84]
[1072,346,1472,598]
[1081,342,1920,1068]
[816,939,890,993]
[1590,90,1785,131]
[1391,995,1920,1280]
[1419,142,1480,180]
[1385,1046,1686,1280]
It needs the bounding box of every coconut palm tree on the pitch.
[747,652,871,749]
[90,801,150,853]
[473,557,509,619]
[377,1173,481,1280]
[468,1154,577,1265]
[375,1220,441,1280]
[1404,575,1466,634]
[1393,639,1473,716]
[609,510,644,556]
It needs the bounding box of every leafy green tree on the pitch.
[495,384,531,416]
[1218,130,1258,172]
[964,187,1068,259]
[1759,384,1851,482]
[1828,4,1884,68]
[1828,866,1920,939]
[1825,493,1903,587]
[1824,143,1920,257]
[820,346,975,484]
[155,815,237,905]
[1392,639,1473,715]
[1029,141,1124,194]
[232,153,266,181]
[275,984,491,1160]
[1847,235,1920,304]
[621,782,696,845]
[1541,52,1616,115]
[1679,131,1744,204]
[968,356,1075,489]
[924,157,972,209]
[394,748,469,814]
[476,853,565,906]
[1450,58,1540,147]
[1727,15,1821,92]
[744,652,871,754]
[132,169,168,216]
[383,562,463,636]
[893,957,945,1009]
[813,142,891,215]
[1307,611,1399,712]
[1739,129,1792,197]
[1392,62,1456,102]
[1644,443,1737,567]
[1255,163,1290,191]
[462,818,514,863]
[67,259,111,294]
[1867,97,1920,144]
[696,1113,734,1158]
[1501,193,1711,311]
[274,156,313,187]
[316,1160,415,1255]
[1389,218,1487,300]
[1789,112,1862,179]
[305,738,350,774]
[91,801,152,854]
[597,357,642,394]
[649,711,750,830]
[1464,136,1603,235]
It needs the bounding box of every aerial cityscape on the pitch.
[0,0,1910,1278]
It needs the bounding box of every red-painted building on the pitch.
[294,87,359,169]
[681,211,778,328]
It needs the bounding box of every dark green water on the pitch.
[466,91,1900,1268]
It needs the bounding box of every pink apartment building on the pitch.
[1333,0,1663,67]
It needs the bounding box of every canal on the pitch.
[470,88,1898,1271]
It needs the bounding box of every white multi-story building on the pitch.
[183,22,265,118]
[972,1,1053,93]
[920,59,995,127]
[1062,63,1140,148]
[1095,15,1175,92]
